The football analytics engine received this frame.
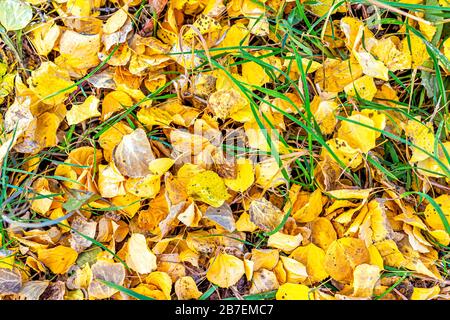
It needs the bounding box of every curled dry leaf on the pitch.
[174,276,202,300]
[19,281,49,300]
[0,268,22,294]
[88,260,126,300]
[113,128,155,178]
[204,202,236,232]
[249,198,284,232]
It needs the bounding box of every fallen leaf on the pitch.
[37,246,78,274]
[126,233,157,274]
[206,252,245,288]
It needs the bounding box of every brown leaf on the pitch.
[249,198,284,232]
[0,268,22,294]
[113,128,155,178]
[205,203,236,232]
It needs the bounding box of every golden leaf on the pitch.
[206,252,245,288]
[126,233,157,274]
[310,217,337,250]
[276,283,311,300]
[290,244,329,283]
[424,195,450,231]
[323,238,370,283]
[66,96,100,125]
[187,170,230,207]
[28,62,75,105]
[351,264,380,298]
[37,246,78,274]
[175,276,202,300]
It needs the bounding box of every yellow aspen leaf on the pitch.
[126,233,157,274]
[28,61,75,105]
[249,269,279,294]
[340,17,374,50]
[236,212,258,232]
[337,114,377,153]
[35,112,60,149]
[244,258,254,281]
[177,201,202,227]
[444,37,450,61]
[327,188,372,200]
[411,285,440,300]
[370,37,411,72]
[224,158,254,192]
[310,217,337,250]
[69,263,93,289]
[324,238,370,283]
[344,75,377,101]
[137,107,173,127]
[59,30,101,71]
[315,58,363,93]
[125,174,161,199]
[183,14,221,40]
[208,88,249,120]
[102,5,128,34]
[101,91,133,121]
[133,284,167,300]
[293,189,323,223]
[368,244,384,270]
[290,244,329,283]
[251,248,279,271]
[98,121,133,162]
[351,264,380,298]
[30,178,53,215]
[187,170,230,207]
[255,158,289,188]
[418,21,436,42]
[88,260,126,300]
[322,138,363,169]
[428,230,450,246]
[148,158,174,176]
[66,96,100,125]
[402,33,429,68]
[276,283,311,300]
[374,240,407,268]
[217,23,249,52]
[267,232,303,253]
[111,193,141,218]
[98,163,126,198]
[424,195,450,231]
[175,276,202,300]
[29,22,60,56]
[242,51,282,87]
[145,271,172,300]
[206,252,245,288]
[37,246,78,274]
[310,98,338,135]
[284,58,322,80]
[354,49,389,81]
[417,141,450,178]
[279,256,308,283]
[405,118,435,163]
